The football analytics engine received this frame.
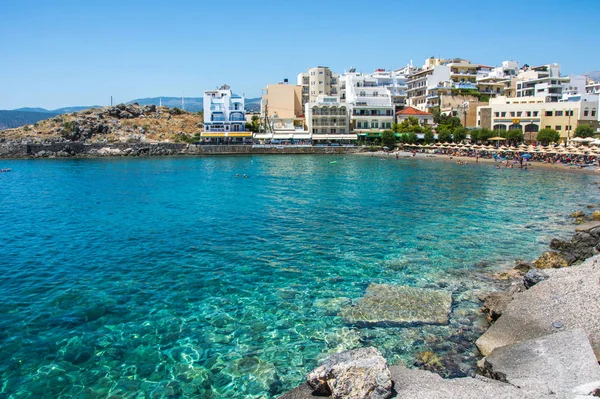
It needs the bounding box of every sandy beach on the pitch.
[356,149,600,176]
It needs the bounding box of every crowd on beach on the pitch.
[400,143,600,169]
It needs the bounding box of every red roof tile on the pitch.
[396,107,433,116]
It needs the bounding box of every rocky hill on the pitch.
[0,103,204,144]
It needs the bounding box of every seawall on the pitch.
[0,143,363,159]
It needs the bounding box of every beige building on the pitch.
[477,95,599,142]
[297,66,339,105]
[258,82,308,141]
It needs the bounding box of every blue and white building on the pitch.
[202,85,247,138]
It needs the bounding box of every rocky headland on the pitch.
[0,103,201,144]
[282,215,600,398]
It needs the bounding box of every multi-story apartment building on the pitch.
[586,78,600,95]
[297,66,339,105]
[202,86,249,141]
[476,60,519,96]
[305,96,355,142]
[514,64,569,102]
[256,81,309,142]
[341,71,395,139]
[477,95,598,142]
[406,57,498,112]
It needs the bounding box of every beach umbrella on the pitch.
[571,137,586,143]
[522,154,532,159]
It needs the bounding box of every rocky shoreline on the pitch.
[0,142,362,159]
[281,216,600,398]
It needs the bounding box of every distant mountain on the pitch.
[126,96,262,113]
[585,71,600,81]
[0,110,59,130]
[1,96,261,130]
[127,97,204,112]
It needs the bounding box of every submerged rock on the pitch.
[533,251,568,269]
[306,347,392,399]
[339,284,452,326]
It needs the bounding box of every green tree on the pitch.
[397,117,423,134]
[246,115,260,133]
[453,127,468,143]
[536,128,561,145]
[423,129,434,144]
[502,128,524,146]
[469,129,481,143]
[574,124,595,138]
[382,130,396,149]
[479,128,494,142]
[407,131,418,144]
[437,127,452,143]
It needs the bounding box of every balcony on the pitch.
[454,83,477,90]
[210,106,224,111]
[230,113,245,122]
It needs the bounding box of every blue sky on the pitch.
[1,0,598,109]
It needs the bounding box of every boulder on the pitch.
[570,211,585,218]
[339,284,452,326]
[282,364,551,399]
[482,292,513,322]
[522,268,549,289]
[306,347,392,399]
[593,211,600,221]
[478,329,600,395]
[533,251,568,269]
[476,255,600,359]
[513,260,532,274]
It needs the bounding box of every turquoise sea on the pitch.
[0,155,598,398]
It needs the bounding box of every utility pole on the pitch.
[111,96,113,106]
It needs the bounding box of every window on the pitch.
[495,112,500,117]
[584,109,589,116]
[510,112,515,117]
[593,109,597,117]
[545,111,553,116]
[501,112,507,117]
[555,111,563,116]
[517,112,522,117]
[526,111,532,117]
[567,110,574,116]
[371,121,379,129]
[533,111,539,117]
[545,126,551,129]
[555,125,562,130]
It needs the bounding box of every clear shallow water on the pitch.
[0,155,598,398]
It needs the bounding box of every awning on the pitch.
[201,132,252,138]
[358,132,382,137]
[312,134,358,140]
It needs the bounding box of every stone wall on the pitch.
[0,143,362,159]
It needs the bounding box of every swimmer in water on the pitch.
[243,174,248,178]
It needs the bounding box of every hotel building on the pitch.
[305,96,355,142]
[202,86,250,141]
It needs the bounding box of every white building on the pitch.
[341,71,395,139]
[305,96,355,142]
[515,64,569,102]
[202,86,248,140]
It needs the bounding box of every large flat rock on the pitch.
[480,329,600,395]
[339,284,452,326]
[281,364,552,399]
[476,255,600,359]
